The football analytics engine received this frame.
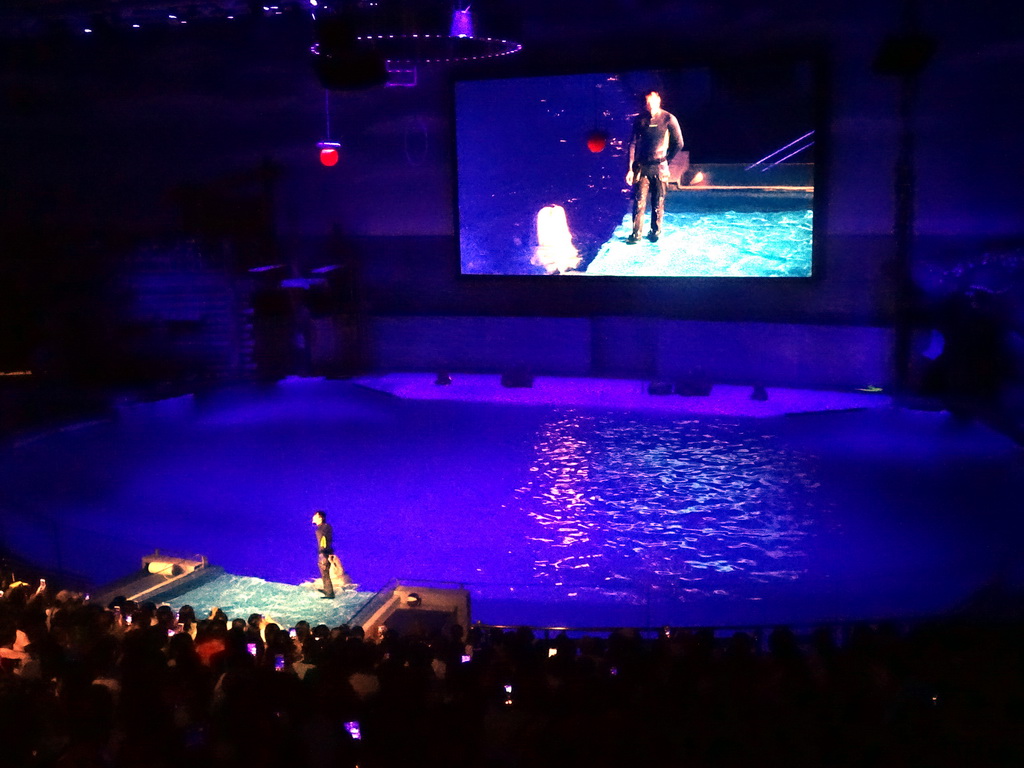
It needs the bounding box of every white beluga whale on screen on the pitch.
[531,204,581,274]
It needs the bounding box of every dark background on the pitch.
[0,1,1021,391]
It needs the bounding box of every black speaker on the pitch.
[674,378,712,397]
[501,369,533,388]
[647,380,673,396]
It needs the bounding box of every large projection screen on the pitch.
[455,62,819,277]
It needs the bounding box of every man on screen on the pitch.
[626,91,684,244]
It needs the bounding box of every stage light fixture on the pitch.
[311,0,521,88]
[450,7,473,38]
[586,130,608,153]
[406,592,422,607]
[317,140,341,166]
[353,32,521,65]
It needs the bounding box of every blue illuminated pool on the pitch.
[587,208,813,277]
[3,377,1022,628]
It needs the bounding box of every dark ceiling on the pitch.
[1,0,1022,242]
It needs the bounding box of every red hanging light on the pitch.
[586,130,608,153]
[318,141,341,167]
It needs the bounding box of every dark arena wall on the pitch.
[0,3,1021,388]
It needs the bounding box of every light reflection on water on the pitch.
[507,412,829,604]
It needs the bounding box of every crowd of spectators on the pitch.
[2,574,1022,768]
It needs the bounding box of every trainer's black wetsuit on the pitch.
[628,110,684,239]
[316,522,335,598]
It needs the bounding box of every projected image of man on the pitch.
[626,91,684,244]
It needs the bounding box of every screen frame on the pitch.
[450,52,829,286]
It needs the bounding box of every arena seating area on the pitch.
[2,578,1022,768]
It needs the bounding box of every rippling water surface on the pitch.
[7,380,1022,627]
[496,411,831,606]
[586,209,813,276]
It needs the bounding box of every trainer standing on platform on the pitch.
[626,90,684,244]
[312,510,335,599]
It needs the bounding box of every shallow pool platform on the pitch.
[162,572,371,629]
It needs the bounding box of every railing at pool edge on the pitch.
[367,576,954,652]
[472,617,946,654]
